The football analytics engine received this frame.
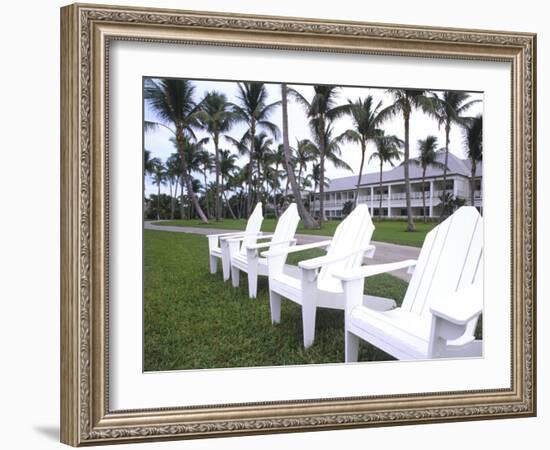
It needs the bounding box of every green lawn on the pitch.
[152,218,436,247]
[144,229,410,371]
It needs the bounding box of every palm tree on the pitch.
[144,149,157,176]
[171,135,209,220]
[339,96,388,205]
[166,153,182,219]
[280,84,318,228]
[196,149,214,218]
[151,160,167,220]
[166,150,186,219]
[290,85,350,224]
[197,91,238,220]
[219,149,239,219]
[231,166,251,218]
[463,115,483,208]
[232,82,281,215]
[368,132,403,217]
[433,91,480,211]
[294,138,317,190]
[251,131,275,203]
[305,163,331,216]
[144,149,159,207]
[144,78,209,223]
[407,135,445,222]
[384,89,436,231]
[269,144,287,217]
[301,124,352,220]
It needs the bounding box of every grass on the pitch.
[152,218,437,247]
[144,229,410,371]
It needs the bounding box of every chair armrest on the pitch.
[333,259,417,281]
[430,286,482,326]
[298,245,375,270]
[226,233,273,244]
[246,239,296,251]
[208,231,264,240]
[261,240,332,258]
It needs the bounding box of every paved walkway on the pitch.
[144,222,420,282]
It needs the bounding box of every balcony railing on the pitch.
[315,190,453,203]
[312,189,482,208]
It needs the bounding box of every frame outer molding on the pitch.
[61,4,81,446]
[60,2,536,446]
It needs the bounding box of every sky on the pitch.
[144,79,483,197]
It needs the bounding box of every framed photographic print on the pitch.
[60,2,537,446]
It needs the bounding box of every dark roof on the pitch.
[325,150,482,192]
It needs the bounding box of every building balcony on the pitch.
[311,189,482,211]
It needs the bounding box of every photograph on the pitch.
[143,77,484,371]
[56,2,536,446]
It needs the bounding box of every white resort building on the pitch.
[309,150,482,219]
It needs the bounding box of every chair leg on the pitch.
[221,255,230,282]
[302,303,317,348]
[247,263,258,299]
[209,255,217,274]
[345,331,360,363]
[269,290,281,323]
[248,275,258,299]
[231,265,240,288]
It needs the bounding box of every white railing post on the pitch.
[370,186,374,216]
[387,185,392,217]
[429,180,434,217]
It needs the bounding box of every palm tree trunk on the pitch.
[403,112,416,231]
[441,122,451,214]
[157,183,161,220]
[214,134,221,221]
[203,172,210,218]
[422,167,427,223]
[173,180,179,220]
[379,161,383,216]
[281,83,318,228]
[355,142,366,207]
[169,180,175,220]
[273,163,280,219]
[179,177,185,219]
[256,157,262,207]
[319,155,325,224]
[179,151,209,224]
[246,122,255,215]
[223,186,237,220]
[219,175,225,219]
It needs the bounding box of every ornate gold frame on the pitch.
[60,2,536,446]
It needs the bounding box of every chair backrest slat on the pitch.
[239,202,264,255]
[318,204,375,287]
[402,207,482,318]
[266,203,300,271]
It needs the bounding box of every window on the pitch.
[336,193,342,201]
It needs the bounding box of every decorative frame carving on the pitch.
[60,3,536,446]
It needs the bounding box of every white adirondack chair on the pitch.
[207,202,264,282]
[263,204,396,348]
[228,203,300,299]
[335,206,483,361]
